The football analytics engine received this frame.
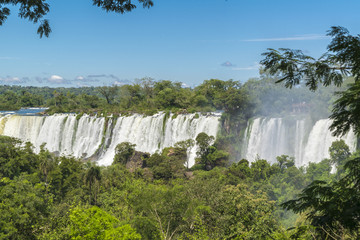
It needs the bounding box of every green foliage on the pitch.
[146,147,186,180]
[175,139,195,168]
[1,134,355,239]
[330,80,360,136]
[56,156,83,200]
[329,139,351,175]
[281,146,360,239]
[0,0,153,37]
[113,142,136,165]
[84,162,102,205]
[0,136,39,179]
[276,155,295,172]
[68,205,141,239]
[195,132,215,160]
[0,173,50,239]
[0,0,51,38]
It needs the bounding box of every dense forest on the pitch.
[1,133,358,239]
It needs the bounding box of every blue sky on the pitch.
[1,0,360,87]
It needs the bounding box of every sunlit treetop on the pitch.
[0,0,154,38]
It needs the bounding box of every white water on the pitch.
[0,113,220,167]
[0,114,105,159]
[97,113,220,166]
[1,113,356,168]
[243,117,357,166]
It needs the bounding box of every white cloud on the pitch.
[76,76,85,80]
[48,75,64,83]
[244,34,329,42]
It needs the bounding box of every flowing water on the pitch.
[242,117,357,166]
[0,112,357,167]
[0,113,221,167]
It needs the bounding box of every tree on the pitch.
[98,86,118,105]
[0,136,40,179]
[38,143,55,198]
[57,156,83,199]
[0,0,154,37]
[276,155,295,172]
[113,142,136,165]
[84,162,102,205]
[329,140,351,174]
[175,139,195,169]
[68,205,141,240]
[0,174,50,239]
[261,26,360,136]
[195,132,215,170]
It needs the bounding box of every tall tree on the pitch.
[84,162,102,205]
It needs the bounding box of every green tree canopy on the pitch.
[68,205,141,240]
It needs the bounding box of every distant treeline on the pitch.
[0,75,343,120]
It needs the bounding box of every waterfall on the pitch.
[0,113,220,167]
[243,117,357,166]
[96,113,220,166]
[0,114,105,159]
[2,112,355,168]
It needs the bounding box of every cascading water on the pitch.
[1,112,356,168]
[242,117,357,166]
[0,113,221,167]
[0,114,105,159]
[96,113,220,166]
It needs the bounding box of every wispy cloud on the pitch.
[0,76,26,84]
[86,74,131,85]
[244,34,329,42]
[232,62,260,71]
[0,74,132,87]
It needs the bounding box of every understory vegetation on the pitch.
[0,134,358,239]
